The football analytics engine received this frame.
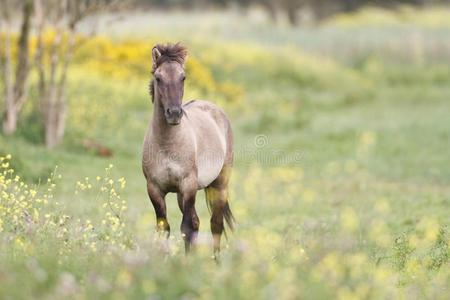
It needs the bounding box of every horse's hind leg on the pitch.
[205,167,234,254]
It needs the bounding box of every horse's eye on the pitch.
[181,75,186,82]
[156,77,161,83]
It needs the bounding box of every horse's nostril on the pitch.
[169,108,181,115]
[166,107,182,119]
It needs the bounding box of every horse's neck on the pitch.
[151,94,182,143]
[151,96,166,128]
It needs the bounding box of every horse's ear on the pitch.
[181,53,188,68]
[152,47,161,69]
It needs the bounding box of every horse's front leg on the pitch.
[146,181,170,237]
[179,180,199,253]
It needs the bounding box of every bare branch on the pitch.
[34,0,46,102]
[48,0,67,101]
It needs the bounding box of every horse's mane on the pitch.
[149,78,155,103]
[151,42,188,73]
[149,42,188,102]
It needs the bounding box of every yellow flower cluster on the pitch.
[73,36,242,104]
[0,154,54,246]
[74,164,130,251]
[0,155,132,260]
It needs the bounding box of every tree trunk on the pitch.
[283,0,303,26]
[286,8,298,26]
[55,96,67,144]
[38,0,66,148]
[43,93,67,148]
[43,96,57,148]
[1,0,32,136]
[13,0,32,107]
[262,0,278,24]
[3,105,17,135]
[1,24,15,135]
[51,24,76,148]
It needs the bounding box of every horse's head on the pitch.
[150,42,188,125]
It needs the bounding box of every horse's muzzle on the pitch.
[165,107,182,125]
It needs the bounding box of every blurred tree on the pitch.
[0,0,33,135]
[34,0,121,148]
[259,0,282,22]
[283,0,306,25]
[256,0,449,25]
[131,0,449,13]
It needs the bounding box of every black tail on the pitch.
[223,201,235,232]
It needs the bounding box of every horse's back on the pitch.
[183,100,233,153]
[183,100,233,188]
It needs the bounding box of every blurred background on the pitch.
[0,0,449,299]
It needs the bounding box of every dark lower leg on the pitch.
[180,196,199,253]
[211,214,224,254]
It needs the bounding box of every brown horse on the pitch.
[142,43,234,253]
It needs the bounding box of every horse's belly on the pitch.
[197,153,224,189]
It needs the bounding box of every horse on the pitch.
[142,42,234,254]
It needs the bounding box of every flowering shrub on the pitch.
[73,35,242,104]
[66,35,243,140]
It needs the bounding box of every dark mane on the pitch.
[149,79,155,102]
[151,42,188,74]
[150,42,188,102]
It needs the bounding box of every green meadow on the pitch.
[0,7,449,299]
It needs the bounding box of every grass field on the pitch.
[0,7,449,299]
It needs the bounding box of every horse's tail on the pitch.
[223,201,235,233]
[205,187,235,238]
